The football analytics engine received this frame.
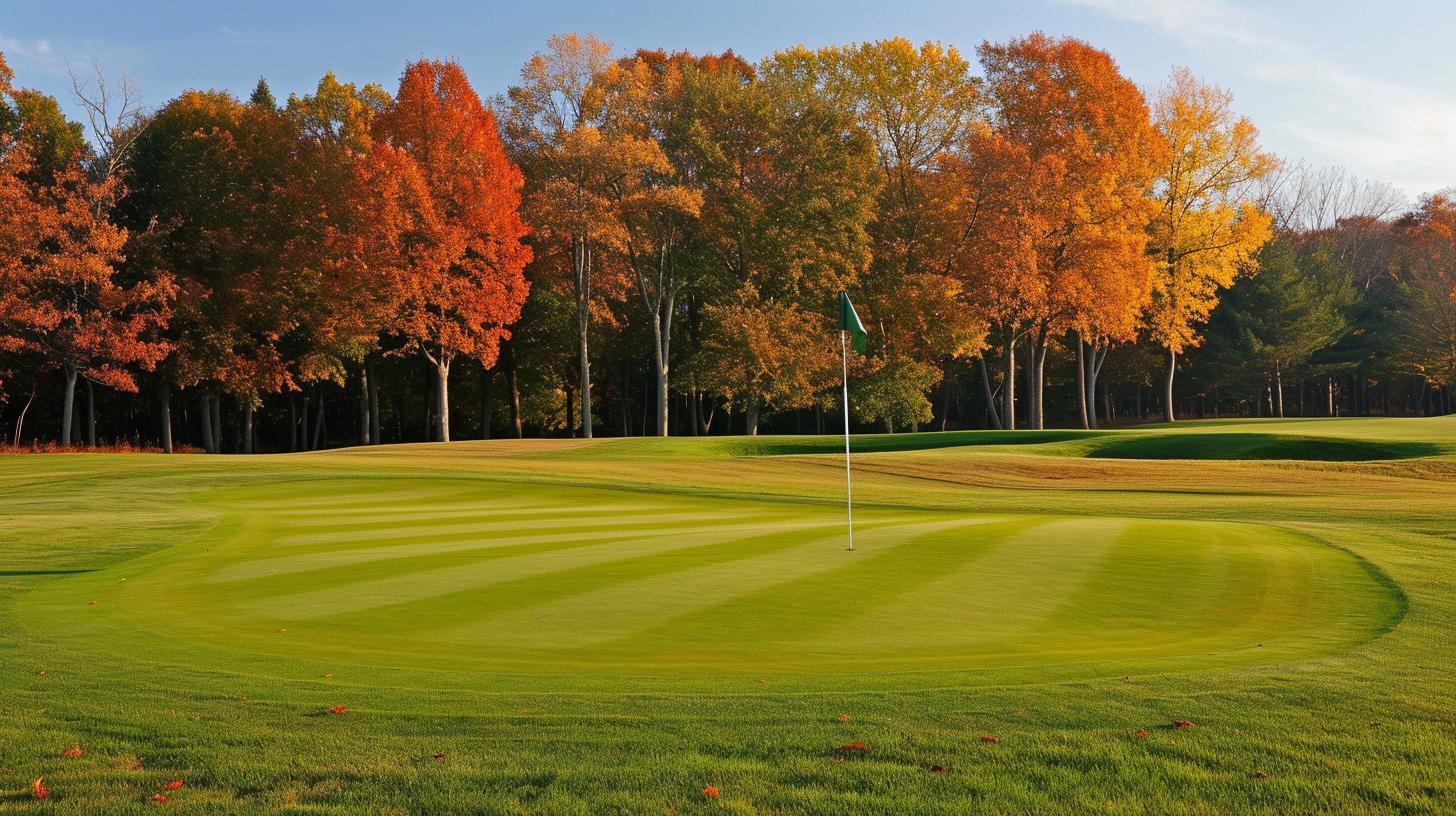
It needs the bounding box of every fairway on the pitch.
[20,479,1396,693]
[3,417,1454,813]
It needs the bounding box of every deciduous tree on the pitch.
[1145,67,1275,421]
[373,59,532,442]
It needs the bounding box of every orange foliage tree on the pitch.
[978,33,1162,429]
[0,139,173,445]
[372,60,532,442]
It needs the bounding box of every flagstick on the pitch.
[841,329,854,552]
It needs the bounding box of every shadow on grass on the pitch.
[1083,433,1443,462]
[0,569,97,576]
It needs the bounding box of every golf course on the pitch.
[2,417,1454,813]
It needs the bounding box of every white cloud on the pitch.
[1057,0,1456,194]
[0,30,67,75]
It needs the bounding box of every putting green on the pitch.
[20,476,1398,695]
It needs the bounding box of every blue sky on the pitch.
[3,0,1452,196]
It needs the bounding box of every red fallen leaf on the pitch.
[33,777,48,799]
[432,753,446,761]
[929,764,948,774]
[1254,771,1269,780]
[328,705,346,715]
[702,785,720,799]
[837,715,850,723]
[152,793,168,803]
[839,742,867,752]
[62,746,83,758]
[1135,729,1148,738]
[1174,720,1197,729]
[980,735,999,744]
[165,780,184,790]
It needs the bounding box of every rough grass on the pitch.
[1,416,1454,814]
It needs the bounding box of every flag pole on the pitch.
[841,328,854,552]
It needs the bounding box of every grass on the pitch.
[1,416,1454,813]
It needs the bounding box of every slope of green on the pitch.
[0,416,1453,814]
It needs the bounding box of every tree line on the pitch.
[1,34,1452,452]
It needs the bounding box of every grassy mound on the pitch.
[1080,432,1442,461]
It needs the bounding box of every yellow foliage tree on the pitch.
[1146,67,1276,421]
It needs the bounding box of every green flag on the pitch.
[838,292,867,354]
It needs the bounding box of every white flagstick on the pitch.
[841,328,854,552]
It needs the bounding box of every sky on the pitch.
[3,0,1452,197]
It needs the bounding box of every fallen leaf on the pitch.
[929,764,948,774]
[1174,720,1196,729]
[328,705,346,715]
[151,793,168,803]
[33,777,48,799]
[980,735,999,744]
[837,715,850,723]
[702,785,720,799]
[62,746,83,758]
[839,742,867,752]
[88,600,97,606]
[831,757,845,765]
[1254,771,1269,780]
[38,670,46,676]
[1135,729,1148,739]
[165,780,184,790]
[432,753,446,761]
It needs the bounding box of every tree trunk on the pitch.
[243,400,254,454]
[1033,338,1047,430]
[1086,342,1103,430]
[358,365,370,446]
[1025,342,1036,429]
[690,388,701,437]
[311,389,325,450]
[746,398,760,436]
[1163,347,1177,423]
[481,365,494,440]
[200,395,216,454]
[1003,330,1017,431]
[12,385,35,446]
[1327,376,1335,417]
[60,364,78,446]
[85,378,96,447]
[576,238,593,439]
[160,385,173,453]
[651,322,669,437]
[1274,363,1285,418]
[937,372,952,432]
[504,342,522,438]
[1075,337,1089,429]
[367,357,381,445]
[976,353,1002,430]
[434,357,451,442]
[565,384,574,438]
[289,395,298,452]
[211,396,222,453]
